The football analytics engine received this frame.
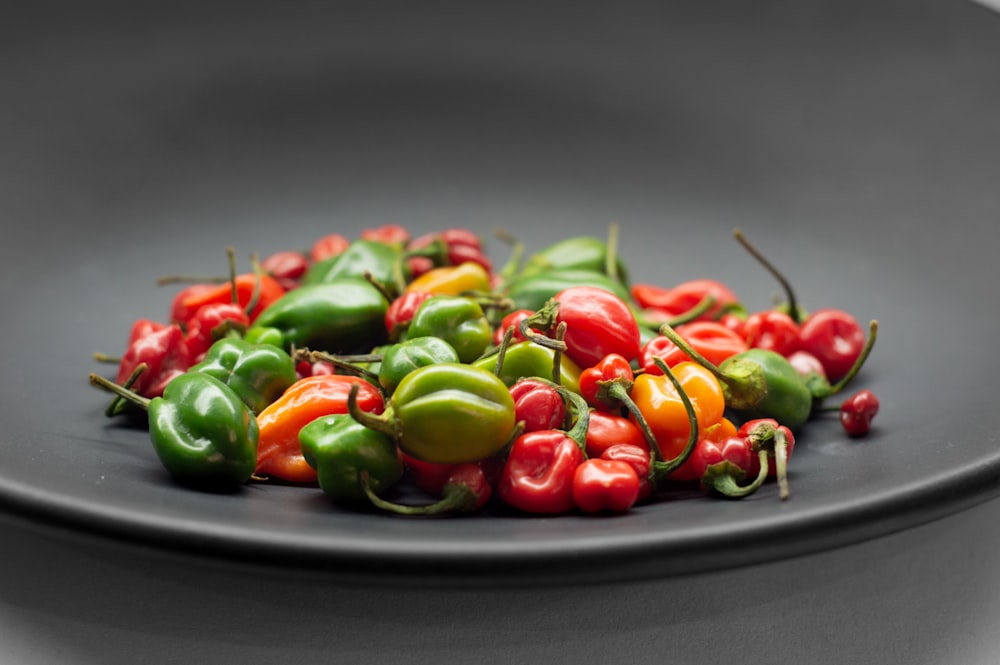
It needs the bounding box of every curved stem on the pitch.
[225,245,239,305]
[243,252,263,316]
[774,429,790,500]
[705,451,770,498]
[360,472,478,516]
[650,357,699,476]
[732,228,801,324]
[89,369,150,412]
[346,383,399,438]
[606,381,663,462]
[363,270,397,304]
[816,319,879,398]
[558,387,591,454]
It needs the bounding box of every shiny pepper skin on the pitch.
[498,429,586,514]
[840,389,880,436]
[509,378,566,432]
[572,458,641,513]
[116,323,191,398]
[550,286,641,368]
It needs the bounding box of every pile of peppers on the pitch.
[89,223,880,515]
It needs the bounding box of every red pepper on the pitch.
[667,417,738,483]
[508,377,566,433]
[492,308,534,346]
[742,310,800,356]
[524,286,641,369]
[184,302,251,362]
[365,461,494,516]
[740,418,796,500]
[127,318,168,346]
[585,410,649,458]
[840,388,880,437]
[683,435,770,498]
[797,308,866,383]
[786,349,827,381]
[578,352,634,411]
[261,250,309,291]
[572,458,641,513]
[179,272,286,323]
[630,279,740,321]
[116,323,192,398]
[169,283,217,326]
[600,443,654,502]
[384,291,433,341]
[361,223,411,247]
[497,389,590,514]
[310,233,351,262]
[408,228,492,273]
[639,321,748,374]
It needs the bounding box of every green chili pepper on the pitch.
[472,340,582,394]
[89,371,259,491]
[248,277,389,354]
[188,337,297,414]
[406,295,492,364]
[301,239,405,293]
[349,363,517,464]
[378,336,460,394]
[520,235,629,285]
[243,325,286,348]
[299,414,404,504]
[503,268,635,312]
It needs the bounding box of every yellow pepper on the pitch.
[405,261,491,296]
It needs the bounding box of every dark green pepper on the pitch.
[248,277,389,354]
[503,268,635,312]
[299,414,404,504]
[472,340,582,394]
[89,371,259,491]
[187,337,296,414]
[378,336,460,394]
[406,295,492,363]
[301,239,406,294]
[349,363,517,464]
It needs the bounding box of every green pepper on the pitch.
[520,235,629,285]
[243,325,286,348]
[472,340,582,394]
[89,371,259,491]
[248,277,389,354]
[503,268,635,312]
[299,414,404,504]
[301,239,406,293]
[378,336,460,394]
[406,295,492,364]
[188,337,297,414]
[349,363,517,464]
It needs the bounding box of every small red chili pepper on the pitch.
[384,291,433,341]
[786,349,827,381]
[578,352,634,411]
[497,389,590,514]
[839,388,880,437]
[508,377,566,433]
[739,418,796,500]
[600,443,654,502]
[742,310,800,357]
[522,286,641,369]
[116,323,192,398]
[261,250,310,291]
[584,410,649,458]
[492,308,534,346]
[797,308,866,383]
[360,223,411,247]
[310,233,351,262]
[640,321,748,373]
[630,279,740,321]
[684,435,770,499]
[127,318,168,346]
[179,272,286,323]
[184,302,251,362]
[169,283,217,326]
[666,417,738,483]
[572,458,641,514]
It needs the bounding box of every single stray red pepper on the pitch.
[572,458,641,513]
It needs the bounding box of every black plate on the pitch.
[2,0,999,586]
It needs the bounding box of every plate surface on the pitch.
[2,0,999,585]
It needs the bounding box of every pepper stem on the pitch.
[297,348,382,383]
[558,387,591,454]
[732,228,801,325]
[346,383,400,439]
[604,381,663,462]
[649,357,699,477]
[702,451,770,498]
[605,221,621,282]
[360,471,481,516]
[89,368,151,412]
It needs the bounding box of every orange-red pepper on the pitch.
[180,272,286,323]
[255,375,385,483]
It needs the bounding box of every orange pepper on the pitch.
[255,375,385,483]
[404,261,491,296]
[629,361,726,463]
[180,272,286,322]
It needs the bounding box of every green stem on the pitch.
[559,387,591,454]
[605,221,621,282]
[814,320,879,399]
[360,472,479,516]
[605,381,663,462]
[705,451,770,498]
[732,228,801,325]
[650,357,700,476]
[346,383,399,439]
[89,369,151,412]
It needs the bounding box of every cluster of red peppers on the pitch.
[89,223,880,515]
